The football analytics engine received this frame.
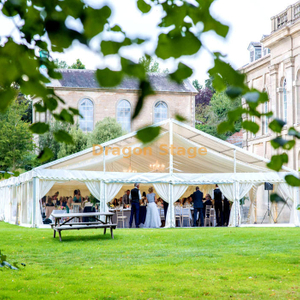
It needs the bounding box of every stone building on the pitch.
[33,69,197,133]
[241,1,300,171]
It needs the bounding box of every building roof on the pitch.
[226,130,243,147]
[48,69,197,94]
[247,42,262,51]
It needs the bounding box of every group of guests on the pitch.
[192,185,230,227]
[115,183,231,228]
[42,190,92,214]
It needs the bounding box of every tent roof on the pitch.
[35,119,294,174]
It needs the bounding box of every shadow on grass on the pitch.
[52,233,120,243]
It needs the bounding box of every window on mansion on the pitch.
[154,101,168,123]
[262,101,268,135]
[79,98,94,132]
[283,79,287,123]
[117,100,131,132]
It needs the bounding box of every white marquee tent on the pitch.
[0,119,299,228]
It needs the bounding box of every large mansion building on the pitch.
[241,1,300,171]
[33,70,197,133]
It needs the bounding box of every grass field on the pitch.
[0,222,300,299]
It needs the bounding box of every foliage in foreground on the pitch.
[0,98,35,172]
[0,223,300,299]
[1,0,300,189]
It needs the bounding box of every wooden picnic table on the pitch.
[51,212,116,241]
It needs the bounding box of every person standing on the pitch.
[223,197,230,226]
[214,185,223,226]
[129,183,141,228]
[144,187,161,228]
[122,190,130,205]
[163,200,169,222]
[192,187,204,227]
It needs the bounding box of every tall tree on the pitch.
[38,121,70,163]
[58,125,88,159]
[196,92,242,140]
[54,58,85,69]
[0,99,34,172]
[53,58,68,69]
[192,79,202,91]
[87,118,124,147]
[138,56,168,73]
[69,59,85,69]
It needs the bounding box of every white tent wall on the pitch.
[1,119,300,228]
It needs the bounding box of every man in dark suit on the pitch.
[129,183,141,228]
[192,187,204,227]
[163,200,169,222]
[223,197,230,226]
[214,185,223,226]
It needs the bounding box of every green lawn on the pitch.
[0,223,300,299]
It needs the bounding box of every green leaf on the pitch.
[243,92,260,103]
[169,63,193,83]
[136,126,161,144]
[217,121,235,134]
[53,130,74,144]
[101,38,131,56]
[34,103,47,113]
[226,87,243,99]
[69,108,80,116]
[242,120,259,134]
[0,88,18,112]
[29,122,49,134]
[96,68,124,87]
[227,107,247,122]
[137,0,152,13]
[271,137,295,150]
[267,153,288,172]
[37,147,53,163]
[270,193,286,204]
[175,114,186,122]
[110,25,122,32]
[132,80,154,120]
[285,175,300,187]
[288,127,300,139]
[208,58,246,92]
[156,31,201,59]
[269,119,286,133]
[83,6,111,39]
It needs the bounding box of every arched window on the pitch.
[154,101,168,123]
[283,79,287,123]
[117,100,131,132]
[79,98,94,132]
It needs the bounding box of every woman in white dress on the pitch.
[144,187,161,228]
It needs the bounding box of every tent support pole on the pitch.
[169,120,174,228]
[169,119,173,175]
[234,149,238,227]
[32,177,37,228]
[294,187,299,226]
[103,146,106,172]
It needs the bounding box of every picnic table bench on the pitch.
[51,212,116,241]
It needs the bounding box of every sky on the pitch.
[0,0,297,84]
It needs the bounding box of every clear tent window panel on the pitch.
[79,98,94,132]
[154,101,168,123]
[117,100,131,132]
